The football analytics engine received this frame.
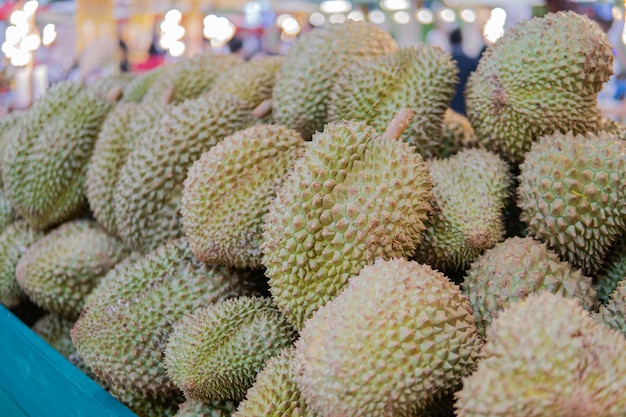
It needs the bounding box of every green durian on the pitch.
[182,124,305,269]
[465,11,614,165]
[328,45,458,158]
[596,235,626,304]
[455,292,626,416]
[462,236,598,337]
[294,259,483,417]
[114,93,257,253]
[175,399,236,417]
[414,148,511,271]
[0,110,24,187]
[3,81,116,229]
[0,221,43,308]
[165,296,297,401]
[121,67,164,103]
[437,108,478,158]
[233,347,317,417]
[32,313,76,358]
[71,239,263,397]
[16,220,129,319]
[261,118,432,329]
[594,280,626,335]
[517,130,626,275]
[142,53,242,104]
[108,384,182,417]
[0,189,16,233]
[272,21,397,139]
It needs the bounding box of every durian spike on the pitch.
[252,98,273,119]
[160,85,175,105]
[381,108,414,141]
[106,86,124,102]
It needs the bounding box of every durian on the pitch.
[437,109,478,158]
[594,280,626,335]
[595,235,626,304]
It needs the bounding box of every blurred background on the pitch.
[0,0,623,116]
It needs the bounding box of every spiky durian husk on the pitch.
[32,314,76,358]
[328,45,458,158]
[182,124,304,269]
[0,190,16,234]
[596,235,626,304]
[517,130,626,275]
[165,296,297,401]
[16,220,129,320]
[174,399,236,417]
[414,148,511,271]
[437,109,479,158]
[594,280,626,335]
[462,236,598,337]
[108,384,182,417]
[465,11,613,165]
[0,111,25,187]
[294,259,482,417]
[456,292,626,416]
[71,239,263,398]
[261,120,432,329]
[272,21,397,139]
[0,221,42,308]
[121,67,164,103]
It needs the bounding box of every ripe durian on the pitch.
[272,21,397,139]
[437,109,478,158]
[32,314,76,358]
[594,280,626,335]
[165,296,297,401]
[517,130,626,275]
[294,259,483,417]
[262,115,432,329]
[16,220,129,320]
[462,236,597,337]
[175,399,236,417]
[328,45,458,158]
[596,235,626,304]
[182,124,305,269]
[414,148,511,271]
[0,111,24,186]
[142,53,242,104]
[455,292,626,416]
[121,67,164,103]
[108,384,182,417]
[3,81,117,229]
[465,11,614,165]
[0,190,16,233]
[233,347,317,417]
[71,239,262,397]
[0,221,43,308]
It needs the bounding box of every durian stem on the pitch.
[382,108,414,141]
[160,85,175,105]
[106,86,124,102]
[252,98,273,119]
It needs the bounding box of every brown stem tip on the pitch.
[252,98,273,119]
[382,108,414,141]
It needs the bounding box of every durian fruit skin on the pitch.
[463,236,598,337]
[262,120,432,329]
[0,221,43,308]
[114,93,256,253]
[16,220,129,320]
[121,67,164,103]
[414,148,511,271]
[71,239,261,398]
[165,296,297,401]
[273,21,397,139]
[465,11,614,165]
[108,384,183,417]
[596,235,626,304]
[182,124,305,269]
[456,292,626,416]
[328,45,458,158]
[0,190,17,234]
[142,53,243,104]
[32,314,76,358]
[3,81,115,229]
[86,101,166,236]
[437,109,478,158]
[594,280,626,335]
[295,259,483,417]
[174,399,236,417]
[0,111,24,187]
[233,347,318,417]
[517,131,626,275]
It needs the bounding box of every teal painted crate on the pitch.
[0,305,137,417]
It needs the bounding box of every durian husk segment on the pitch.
[414,148,511,271]
[174,399,236,417]
[3,81,115,230]
[456,292,626,416]
[86,101,166,237]
[462,236,598,337]
[71,239,262,398]
[0,221,43,308]
[233,347,318,417]
[0,190,17,234]
[465,11,614,166]
[114,93,256,254]
[272,21,397,139]
[142,53,243,104]
[164,296,297,401]
[15,220,129,320]
[32,314,77,358]
[294,259,483,417]
[261,120,432,329]
[594,280,626,336]
[595,235,626,305]
[107,384,183,417]
[0,111,24,187]
[437,109,478,158]
[121,66,164,103]
[328,45,458,158]
[182,124,305,270]
[517,130,626,275]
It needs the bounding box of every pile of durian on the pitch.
[2,10,626,416]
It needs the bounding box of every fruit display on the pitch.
[2,10,626,417]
